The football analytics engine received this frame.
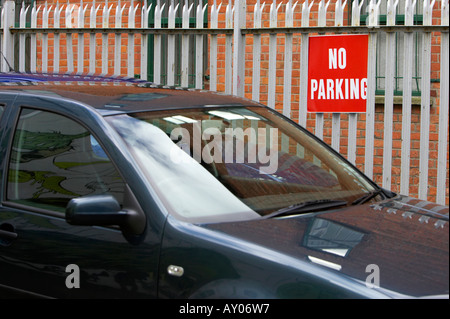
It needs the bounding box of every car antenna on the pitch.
[0,50,14,72]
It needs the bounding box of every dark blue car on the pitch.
[0,73,448,299]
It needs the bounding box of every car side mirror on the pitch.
[65,195,146,239]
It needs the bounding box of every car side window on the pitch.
[7,108,126,213]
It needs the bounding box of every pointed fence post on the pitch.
[42,2,52,73]
[1,0,15,72]
[89,2,101,74]
[195,1,207,89]
[181,0,194,88]
[233,0,246,97]
[19,2,30,72]
[167,0,179,86]
[53,3,64,74]
[331,0,347,152]
[102,1,113,75]
[364,0,381,179]
[114,1,126,76]
[298,0,313,127]
[65,3,75,73]
[382,0,399,190]
[225,1,233,94]
[127,0,139,78]
[141,1,152,80]
[252,0,264,102]
[400,0,417,196]
[314,0,330,141]
[418,0,436,200]
[267,0,282,109]
[347,0,364,165]
[153,0,165,85]
[283,0,298,118]
[209,0,221,91]
[437,0,449,205]
[77,1,87,73]
[30,4,41,73]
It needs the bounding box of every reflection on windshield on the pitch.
[107,107,377,223]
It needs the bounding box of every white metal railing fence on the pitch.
[1,0,449,205]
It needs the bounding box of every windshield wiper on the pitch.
[352,188,384,205]
[264,199,348,219]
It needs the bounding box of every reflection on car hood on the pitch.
[204,195,449,298]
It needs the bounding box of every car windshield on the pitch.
[106,106,378,223]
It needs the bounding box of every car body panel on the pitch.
[0,80,167,298]
[0,73,448,298]
[202,196,449,298]
[0,206,158,298]
[158,215,389,299]
[155,196,448,299]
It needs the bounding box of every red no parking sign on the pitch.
[307,34,369,113]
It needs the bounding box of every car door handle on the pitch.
[0,229,18,240]
[0,223,18,244]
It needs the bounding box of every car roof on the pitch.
[0,71,145,83]
[0,72,262,113]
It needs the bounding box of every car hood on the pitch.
[204,195,449,298]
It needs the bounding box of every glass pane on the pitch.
[107,107,377,223]
[7,108,125,213]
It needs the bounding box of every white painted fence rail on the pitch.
[1,0,448,205]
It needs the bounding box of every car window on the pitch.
[6,108,126,213]
[107,107,377,223]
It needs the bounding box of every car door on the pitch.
[0,103,158,298]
